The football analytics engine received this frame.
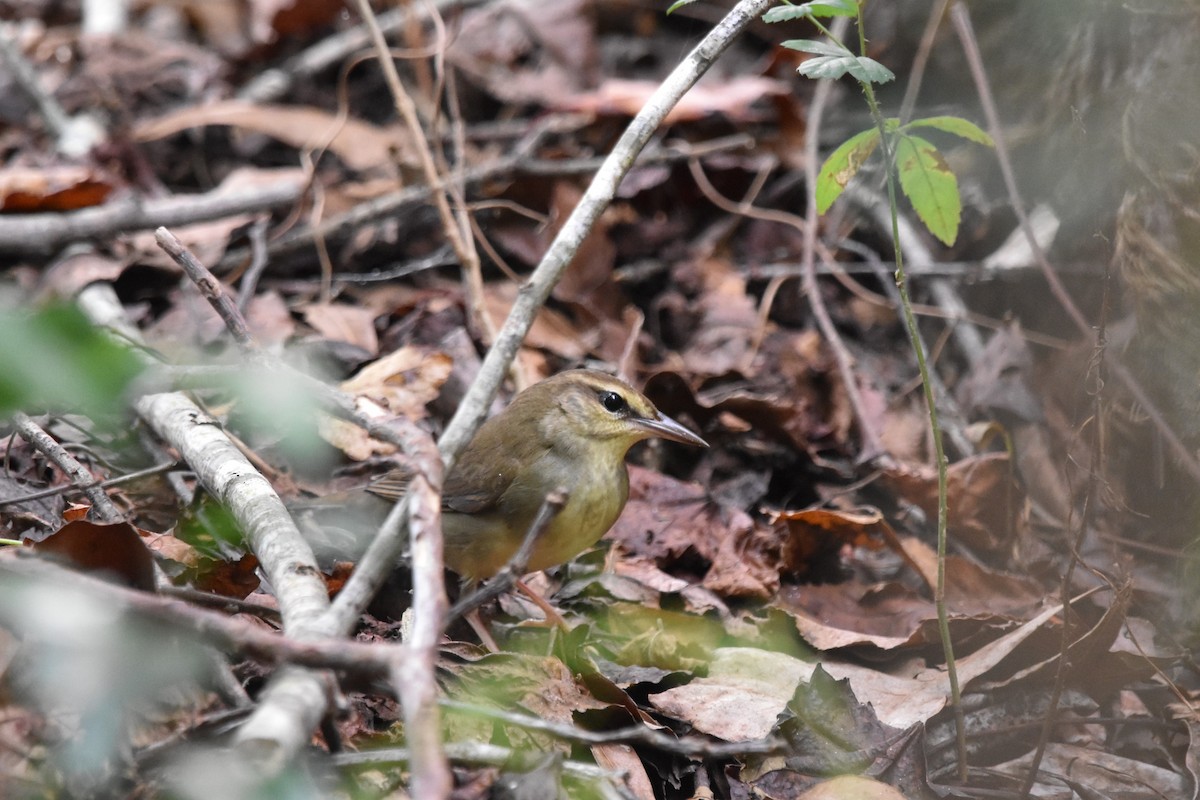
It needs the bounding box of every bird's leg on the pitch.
[515,577,569,631]
[464,607,500,652]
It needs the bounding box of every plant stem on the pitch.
[853,4,967,783]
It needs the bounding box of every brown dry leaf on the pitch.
[771,507,892,577]
[680,257,759,376]
[486,283,592,361]
[319,347,451,459]
[894,536,1045,617]
[147,287,294,349]
[37,252,127,300]
[33,520,156,591]
[546,182,622,319]
[0,166,113,212]
[590,745,654,800]
[246,290,296,348]
[882,453,1027,554]
[648,648,809,742]
[136,101,409,174]
[559,76,791,124]
[775,581,931,651]
[608,465,780,599]
[449,0,596,107]
[139,529,201,568]
[130,167,307,269]
[191,554,262,599]
[302,302,379,355]
[790,600,1064,730]
[798,776,906,800]
[61,503,89,522]
[992,742,1188,798]
[249,0,342,44]
[775,532,1046,652]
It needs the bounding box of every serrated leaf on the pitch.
[894,134,961,246]
[780,38,848,57]
[902,115,994,146]
[789,47,895,84]
[666,0,697,13]
[816,127,881,213]
[764,0,858,22]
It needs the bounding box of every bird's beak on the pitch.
[633,411,708,448]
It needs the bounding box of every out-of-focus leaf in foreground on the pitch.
[0,302,144,421]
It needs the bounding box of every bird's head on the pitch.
[516,370,708,458]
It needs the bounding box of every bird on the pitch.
[364,369,708,582]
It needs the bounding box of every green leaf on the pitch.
[0,303,145,421]
[894,134,961,246]
[902,115,994,146]
[666,0,697,13]
[815,127,881,213]
[763,0,858,22]
[782,40,895,84]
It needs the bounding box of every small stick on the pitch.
[11,412,123,523]
[0,459,176,509]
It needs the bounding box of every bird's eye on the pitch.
[599,391,627,414]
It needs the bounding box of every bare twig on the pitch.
[0,459,176,510]
[0,180,302,256]
[156,229,256,351]
[237,0,486,104]
[0,553,409,676]
[11,412,124,523]
[440,699,783,759]
[149,231,448,780]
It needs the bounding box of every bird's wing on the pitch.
[441,430,526,514]
[442,409,556,515]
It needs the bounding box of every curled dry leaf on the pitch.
[318,346,451,460]
[136,102,410,175]
[301,302,380,355]
[0,166,113,212]
[882,453,1028,555]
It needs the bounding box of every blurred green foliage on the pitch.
[0,302,145,422]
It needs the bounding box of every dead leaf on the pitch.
[0,166,113,212]
[882,454,1027,555]
[649,648,809,741]
[798,775,906,800]
[136,101,408,174]
[302,302,380,355]
[319,347,451,459]
[34,520,156,591]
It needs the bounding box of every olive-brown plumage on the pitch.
[367,369,706,580]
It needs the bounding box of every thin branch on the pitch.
[0,180,302,256]
[440,699,783,759]
[0,459,176,510]
[11,412,124,523]
[350,0,487,345]
[0,553,408,676]
[156,229,256,351]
